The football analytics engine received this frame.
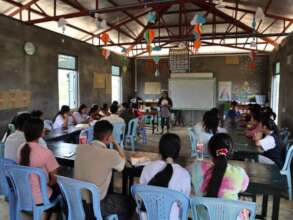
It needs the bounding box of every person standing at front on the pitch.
[158,91,173,134]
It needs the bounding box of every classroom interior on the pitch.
[1,0,293,220]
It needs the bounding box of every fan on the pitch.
[213,0,229,9]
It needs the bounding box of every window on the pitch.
[58,54,79,109]
[271,62,280,123]
[111,66,122,103]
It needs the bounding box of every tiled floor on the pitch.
[2,126,292,219]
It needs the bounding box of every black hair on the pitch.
[210,108,219,116]
[54,105,70,121]
[203,111,219,135]
[122,102,129,109]
[15,113,31,130]
[206,133,233,197]
[251,108,261,122]
[78,104,87,113]
[89,105,99,115]
[93,120,113,141]
[102,103,108,110]
[20,118,44,166]
[31,110,43,119]
[148,133,181,187]
[261,107,276,120]
[110,104,119,114]
[261,115,278,133]
[112,101,119,106]
[231,101,238,107]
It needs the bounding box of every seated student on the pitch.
[17,118,61,219]
[189,133,249,200]
[119,103,135,127]
[261,106,277,121]
[227,101,240,120]
[99,103,110,117]
[139,133,191,220]
[31,110,44,119]
[72,104,89,124]
[102,104,125,125]
[88,105,100,121]
[246,109,262,139]
[53,105,71,129]
[194,111,226,155]
[255,116,283,169]
[74,120,133,220]
[5,113,47,161]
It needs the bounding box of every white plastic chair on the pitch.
[280,145,293,200]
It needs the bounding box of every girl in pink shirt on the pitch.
[18,117,61,219]
[246,109,262,140]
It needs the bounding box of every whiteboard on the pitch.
[169,78,216,110]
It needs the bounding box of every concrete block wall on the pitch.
[0,15,134,136]
[135,54,269,124]
[270,34,293,131]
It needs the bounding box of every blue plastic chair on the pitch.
[0,157,17,220]
[57,175,118,220]
[190,197,257,220]
[125,118,139,151]
[281,145,293,200]
[6,165,60,220]
[112,122,126,148]
[131,184,190,220]
[0,142,4,157]
[187,128,198,157]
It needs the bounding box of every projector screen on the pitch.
[169,78,216,110]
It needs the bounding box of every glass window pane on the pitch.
[275,62,280,74]
[112,65,120,76]
[58,54,77,70]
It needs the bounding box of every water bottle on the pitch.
[79,130,87,144]
[196,142,204,160]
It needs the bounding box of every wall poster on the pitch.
[218,81,232,101]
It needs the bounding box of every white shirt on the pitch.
[73,112,89,124]
[140,160,191,220]
[53,115,65,129]
[259,133,276,151]
[102,114,125,125]
[4,130,47,161]
[194,122,227,151]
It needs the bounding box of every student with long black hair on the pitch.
[255,116,283,169]
[139,133,191,220]
[17,118,61,219]
[190,133,249,199]
[73,104,90,124]
[53,105,71,129]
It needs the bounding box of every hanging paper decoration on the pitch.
[147,11,156,24]
[250,38,257,48]
[155,69,160,77]
[122,65,128,73]
[192,31,199,40]
[193,39,201,49]
[255,7,265,21]
[144,29,155,55]
[100,33,110,45]
[153,46,161,51]
[102,49,110,60]
[192,24,202,50]
[248,51,256,70]
[58,17,68,33]
[58,18,68,43]
[190,14,206,25]
[153,56,160,64]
